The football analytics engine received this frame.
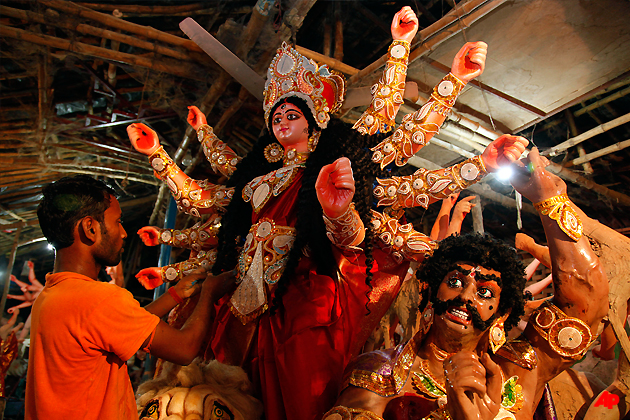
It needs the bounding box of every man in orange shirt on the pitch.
[25,175,234,420]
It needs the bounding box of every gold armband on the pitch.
[373,155,487,209]
[429,72,466,117]
[198,125,240,177]
[533,194,583,241]
[353,40,410,136]
[530,301,594,359]
[371,210,436,263]
[149,146,180,179]
[322,203,364,248]
[323,406,384,420]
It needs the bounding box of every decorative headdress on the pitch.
[263,42,346,129]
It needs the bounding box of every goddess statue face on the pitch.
[270,102,310,153]
[433,262,502,336]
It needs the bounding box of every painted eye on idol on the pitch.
[447,276,462,288]
[478,287,494,299]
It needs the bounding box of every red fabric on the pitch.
[25,272,160,420]
[206,168,409,420]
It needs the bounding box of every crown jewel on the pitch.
[263,42,346,129]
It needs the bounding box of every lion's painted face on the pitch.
[139,385,241,420]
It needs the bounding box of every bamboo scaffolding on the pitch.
[0,25,205,81]
[564,109,593,175]
[0,5,198,63]
[75,2,207,14]
[40,0,204,52]
[574,85,630,117]
[568,139,630,167]
[546,112,630,157]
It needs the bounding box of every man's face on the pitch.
[434,262,502,334]
[94,196,127,267]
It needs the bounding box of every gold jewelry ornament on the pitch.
[322,203,365,248]
[533,194,583,241]
[489,317,507,353]
[530,301,594,359]
[283,148,309,166]
[323,406,385,420]
[354,40,410,136]
[420,302,434,334]
[263,42,346,129]
[197,124,240,177]
[307,130,321,152]
[264,143,283,163]
[373,155,488,210]
[371,210,436,263]
[429,342,451,362]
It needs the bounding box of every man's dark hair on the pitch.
[416,233,527,332]
[37,175,116,249]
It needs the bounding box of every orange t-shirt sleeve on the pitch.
[84,286,160,362]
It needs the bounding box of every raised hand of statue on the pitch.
[444,352,502,420]
[127,123,161,156]
[138,226,160,246]
[391,6,419,43]
[453,195,476,219]
[481,134,528,173]
[187,106,207,131]
[0,309,24,341]
[7,271,44,313]
[451,42,488,83]
[316,157,355,219]
[510,147,565,203]
[136,267,163,290]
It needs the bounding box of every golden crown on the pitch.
[263,42,346,129]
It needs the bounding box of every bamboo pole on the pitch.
[39,0,204,52]
[569,139,630,167]
[472,196,484,234]
[574,85,630,117]
[546,112,630,157]
[430,136,477,157]
[75,2,207,14]
[295,46,359,75]
[0,6,197,63]
[564,109,593,174]
[0,25,205,81]
[333,3,344,62]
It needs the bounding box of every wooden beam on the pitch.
[546,112,630,157]
[40,0,204,52]
[568,139,630,167]
[0,5,198,63]
[0,25,205,81]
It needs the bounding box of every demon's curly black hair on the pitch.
[212,96,392,314]
[416,233,526,332]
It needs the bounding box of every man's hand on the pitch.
[451,42,488,83]
[316,157,356,219]
[187,106,207,131]
[200,270,237,302]
[127,123,161,156]
[391,6,419,43]
[481,135,529,172]
[444,352,502,420]
[510,147,566,203]
[138,226,160,246]
[172,269,206,300]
